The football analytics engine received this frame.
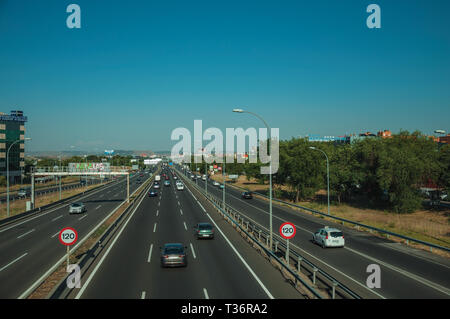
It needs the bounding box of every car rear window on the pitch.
[198,224,212,230]
[330,231,343,238]
[164,247,184,254]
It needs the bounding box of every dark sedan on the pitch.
[160,243,188,268]
[148,190,158,197]
[242,191,253,199]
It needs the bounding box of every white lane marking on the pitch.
[51,231,60,238]
[184,222,187,231]
[17,229,35,239]
[141,291,146,299]
[75,180,154,299]
[0,253,28,272]
[225,189,449,297]
[78,215,88,221]
[203,288,209,299]
[204,212,274,299]
[190,243,197,259]
[95,205,102,210]
[180,209,183,215]
[52,215,63,222]
[156,210,159,217]
[153,223,157,233]
[178,201,180,206]
[197,201,206,213]
[158,201,160,207]
[147,244,153,263]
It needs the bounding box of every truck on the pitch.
[155,175,161,181]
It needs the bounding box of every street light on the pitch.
[7,137,31,217]
[309,146,330,215]
[233,108,274,251]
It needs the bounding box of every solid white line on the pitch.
[0,253,28,272]
[75,181,152,299]
[52,215,63,222]
[95,205,102,210]
[141,291,146,299]
[153,223,157,233]
[197,201,206,213]
[204,212,274,299]
[184,222,187,231]
[190,243,197,259]
[78,215,88,221]
[147,244,153,263]
[51,231,59,238]
[203,288,209,299]
[17,229,35,239]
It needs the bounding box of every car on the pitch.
[202,174,207,181]
[154,181,160,189]
[219,184,224,189]
[194,223,214,239]
[312,227,345,248]
[242,191,253,199]
[160,243,188,267]
[191,175,195,180]
[17,188,31,198]
[148,190,158,197]
[213,181,220,186]
[69,202,87,214]
[136,178,142,184]
[164,180,171,187]
[176,182,184,191]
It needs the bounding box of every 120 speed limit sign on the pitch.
[59,227,78,246]
[279,222,296,239]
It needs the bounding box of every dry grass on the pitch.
[211,174,450,256]
[0,177,80,194]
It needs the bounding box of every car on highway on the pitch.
[213,181,220,186]
[136,178,142,184]
[160,243,188,267]
[176,182,184,191]
[69,202,87,214]
[312,227,345,248]
[17,188,31,198]
[219,184,224,189]
[148,189,158,197]
[194,223,214,239]
[190,174,195,180]
[164,180,171,187]
[202,174,207,181]
[242,191,253,199]
[154,181,160,189]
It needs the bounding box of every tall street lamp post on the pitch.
[233,108,274,250]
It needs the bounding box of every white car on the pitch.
[176,182,184,191]
[312,227,345,248]
[69,202,87,214]
[202,174,206,181]
[213,181,220,186]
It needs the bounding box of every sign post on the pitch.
[59,227,78,269]
[279,222,296,266]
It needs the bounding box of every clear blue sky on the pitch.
[0,0,449,152]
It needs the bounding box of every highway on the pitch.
[0,169,154,298]
[73,167,302,299]
[186,168,450,299]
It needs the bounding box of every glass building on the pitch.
[0,110,28,183]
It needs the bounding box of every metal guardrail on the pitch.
[19,169,158,299]
[177,168,361,299]
[229,184,450,253]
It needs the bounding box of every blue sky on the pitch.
[0,0,449,152]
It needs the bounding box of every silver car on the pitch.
[160,243,188,268]
[69,202,87,214]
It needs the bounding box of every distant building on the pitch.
[438,134,450,144]
[0,110,28,183]
[377,130,392,138]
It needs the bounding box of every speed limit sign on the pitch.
[59,227,78,246]
[279,222,296,239]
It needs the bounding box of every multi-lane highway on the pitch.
[0,169,154,298]
[187,168,450,299]
[70,167,302,299]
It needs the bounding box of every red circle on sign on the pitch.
[59,227,78,246]
[279,222,296,239]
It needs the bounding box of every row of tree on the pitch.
[189,131,450,214]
